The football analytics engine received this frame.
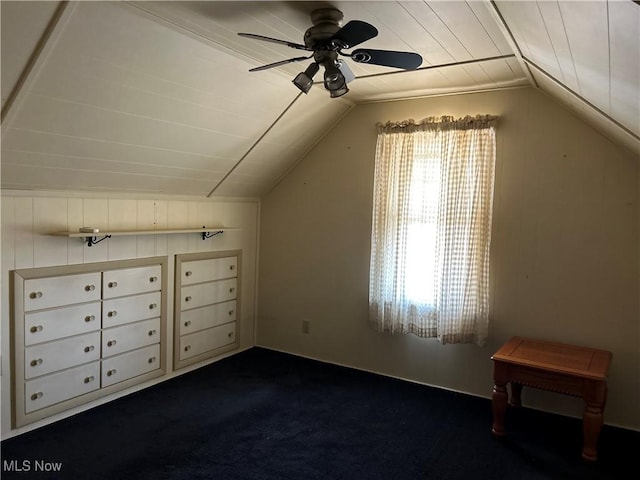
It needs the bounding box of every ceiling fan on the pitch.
[238,8,423,98]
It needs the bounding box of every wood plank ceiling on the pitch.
[1,1,637,198]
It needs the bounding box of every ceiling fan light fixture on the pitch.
[329,84,349,98]
[323,62,348,97]
[292,62,320,94]
[337,59,355,84]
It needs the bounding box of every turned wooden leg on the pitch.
[492,362,508,436]
[509,382,522,407]
[581,380,607,462]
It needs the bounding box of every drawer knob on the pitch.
[184,320,191,327]
[185,271,192,277]
[149,303,157,310]
[108,281,117,288]
[30,325,43,333]
[108,310,117,317]
[184,345,191,351]
[228,310,234,316]
[84,375,95,384]
[30,392,43,401]
[29,291,43,299]
[229,288,235,293]
[228,332,233,338]
[149,276,158,283]
[185,296,192,302]
[230,265,235,270]
[107,369,117,377]
[148,329,157,336]
[85,284,95,292]
[84,345,95,353]
[30,358,43,367]
[107,340,117,347]
[84,315,95,322]
[148,357,156,364]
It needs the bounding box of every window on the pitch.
[368,116,497,346]
[405,153,440,306]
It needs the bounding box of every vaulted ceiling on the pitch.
[1,1,638,198]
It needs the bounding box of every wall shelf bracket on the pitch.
[85,235,112,247]
[201,229,223,240]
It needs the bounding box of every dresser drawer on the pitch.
[25,302,101,346]
[102,318,160,357]
[25,331,101,379]
[180,322,236,360]
[102,291,161,328]
[181,278,237,310]
[181,257,237,285]
[103,265,161,299]
[180,300,237,335]
[25,361,100,413]
[24,272,101,311]
[102,344,160,387]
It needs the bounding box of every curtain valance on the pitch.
[377,115,498,134]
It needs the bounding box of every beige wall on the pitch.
[0,191,259,438]
[257,87,640,430]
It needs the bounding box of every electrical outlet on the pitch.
[302,319,311,334]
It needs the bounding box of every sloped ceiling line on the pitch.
[522,55,639,143]
[354,53,516,81]
[487,0,538,89]
[207,91,303,197]
[1,1,71,128]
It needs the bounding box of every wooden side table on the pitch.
[491,336,612,461]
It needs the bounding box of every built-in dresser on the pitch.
[174,250,240,370]
[12,257,167,428]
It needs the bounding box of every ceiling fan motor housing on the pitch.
[304,8,344,49]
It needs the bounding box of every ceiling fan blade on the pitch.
[238,33,312,51]
[248,56,312,72]
[351,49,423,70]
[338,59,356,84]
[330,20,378,49]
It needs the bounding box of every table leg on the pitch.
[509,382,522,407]
[582,380,607,462]
[492,362,508,436]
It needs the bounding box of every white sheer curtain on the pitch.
[368,115,497,346]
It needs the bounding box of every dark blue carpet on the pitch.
[1,347,637,479]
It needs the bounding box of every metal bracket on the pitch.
[201,230,223,240]
[85,235,111,247]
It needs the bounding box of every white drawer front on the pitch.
[25,331,101,379]
[180,300,237,335]
[180,322,236,360]
[25,302,101,346]
[102,318,160,357]
[102,291,161,328]
[181,278,237,310]
[181,256,237,285]
[25,361,100,413]
[102,344,160,387]
[24,272,101,311]
[103,265,161,299]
